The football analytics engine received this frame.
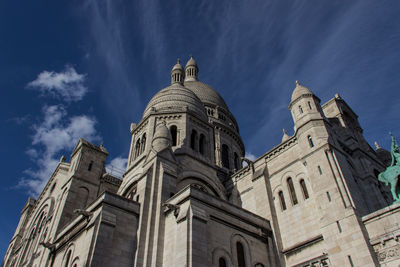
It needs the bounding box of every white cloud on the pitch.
[106,156,127,178]
[27,66,88,102]
[20,105,100,196]
[245,152,257,161]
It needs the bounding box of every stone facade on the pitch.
[3,57,400,267]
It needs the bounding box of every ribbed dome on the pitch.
[291,81,313,102]
[143,83,207,119]
[184,81,229,110]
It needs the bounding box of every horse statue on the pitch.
[378,133,400,203]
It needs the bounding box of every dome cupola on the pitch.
[184,55,199,82]
[171,59,184,85]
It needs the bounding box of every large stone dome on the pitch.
[143,83,207,120]
[184,80,229,111]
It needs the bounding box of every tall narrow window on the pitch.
[308,101,312,110]
[236,242,246,267]
[287,177,298,205]
[170,125,177,146]
[278,191,287,211]
[299,105,303,114]
[219,257,227,267]
[135,138,141,158]
[234,152,239,170]
[190,130,197,150]
[300,179,309,199]
[221,144,230,169]
[199,134,205,155]
[318,165,323,174]
[308,135,314,147]
[88,161,93,171]
[140,133,146,154]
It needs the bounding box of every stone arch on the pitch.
[62,243,75,267]
[118,173,143,195]
[71,256,80,267]
[212,247,233,267]
[230,234,252,267]
[178,170,226,200]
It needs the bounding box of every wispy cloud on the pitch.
[19,105,100,196]
[106,156,127,178]
[27,66,87,102]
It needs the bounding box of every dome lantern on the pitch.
[171,59,184,85]
[184,55,198,82]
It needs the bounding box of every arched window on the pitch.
[221,144,230,169]
[287,177,298,205]
[199,134,205,155]
[234,152,239,170]
[219,257,227,267]
[190,130,197,150]
[236,242,246,267]
[170,125,177,146]
[308,135,314,148]
[135,138,141,158]
[140,133,146,154]
[64,250,72,267]
[278,191,286,211]
[300,179,309,199]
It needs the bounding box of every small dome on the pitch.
[185,56,197,67]
[172,59,184,71]
[143,83,207,120]
[152,121,172,152]
[184,80,229,110]
[291,81,313,103]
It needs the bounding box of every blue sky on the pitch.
[1,0,400,257]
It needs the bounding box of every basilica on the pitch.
[3,57,400,266]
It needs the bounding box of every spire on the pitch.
[171,59,184,85]
[184,55,198,82]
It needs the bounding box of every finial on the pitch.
[189,54,192,58]
[296,80,300,86]
[335,93,341,99]
[177,58,180,64]
[100,142,104,148]
[374,141,381,150]
[282,128,289,142]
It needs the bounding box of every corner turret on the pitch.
[289,81,323,131]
